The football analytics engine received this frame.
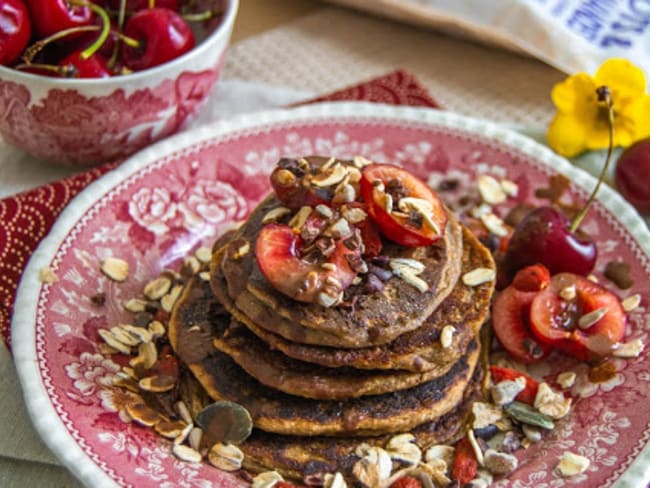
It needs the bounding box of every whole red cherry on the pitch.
[615,137,650,214]
[120,7,195,71]
[0,0,31,66]
[58,50,111,78]
[27,0,93,38]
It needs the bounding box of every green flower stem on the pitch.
[570,86,615,233]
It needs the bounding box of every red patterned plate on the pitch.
[11,102,650,487]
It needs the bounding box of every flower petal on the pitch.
[626,95,650,142]
[547,113,590,157]
[551,73,597,114]
[595,58,647,99]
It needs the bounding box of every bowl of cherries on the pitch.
[0,0,238,165]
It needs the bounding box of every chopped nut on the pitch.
[341,206,367,224]
[477,175,507,205]
[472,402,503,429]
[534,382,571,419]
[577,307,607,329]
[500,178,519,197]
[315,204,334,219]
[491,377,526,405]
[195,246,212,263]
[208,442,244,471]
[232,241,250,260]
[462,268,496,287]
[332,184,356,204]
[385,433,422,465]
[274,168,296,186]
[440,325,455,349]
[327,218,352,239]
[480,213,509,237]
[262,206,292,224]
[138,374,176,393]
[622,293,641,312]
[312,163,348,187]
[353,155,373,168]
[143,276,172,300]
[613,338,644,358]
[559,285,576,301]
[199,271,210,281]
[483,449,518,475]
[556,451,590,477]
[173,444,202,463]
[252,471,284,488]
[352,446,392,487]
[100,257,129,282]
[289,206,313,231]
[556,371,576,389]
[39,266,59,284]
[398,197,440,234]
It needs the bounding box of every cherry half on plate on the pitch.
[615,136,650,214]
[360,164,447,247]
[529,273,627,362]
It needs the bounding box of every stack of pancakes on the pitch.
[168,158,496,482]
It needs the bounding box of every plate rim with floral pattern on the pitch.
[11,102,650,488]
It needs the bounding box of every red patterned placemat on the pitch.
[0,69,439,349]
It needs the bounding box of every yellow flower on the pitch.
[547,59,650,158]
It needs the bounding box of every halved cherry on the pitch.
[491,265,552,363]
[529,273,627,361]
[360,164,447,247]
[255,223,359,305]
[489,365,539,405]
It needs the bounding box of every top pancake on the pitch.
[212,195,464,348]
[214,224,493,373]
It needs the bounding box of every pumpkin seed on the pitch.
[504,401,554,430]
[196,401,253,444]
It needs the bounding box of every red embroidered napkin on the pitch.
[0,69,439,349]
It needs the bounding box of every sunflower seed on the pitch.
[155,420,188,439]
[480,213,509,237]
[391,266,429,292]
[462,268,496,287]
[559,285,576,301]
[189,427,203,451]
[556,371,576,389]
[556,451,590,477]
[208,442,244,471]
[289,206,313,230]
[613,338,644,358]
[252,471,284,488]
[500,178,519,197]
[315,204,334,219]
[195,246,212,263]
[161,284,183,312]
[100,257,129,282]
[98,329,132,355]
[440,326,455,349]
[138,375,175,393]
[389,258,426,273]
[143,276,172,300]
[124,298,148,313]
[39,267,59,284]
[312,163,348,187]
[577,307,606,329]
[622,293,641,312]
[332,184,356,204]
[173,444,202,463]
[477,175,507,205]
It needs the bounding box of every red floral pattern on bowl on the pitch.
[11,103,650,487]
[0,0,238,166]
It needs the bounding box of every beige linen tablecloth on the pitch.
[0,5,566,486]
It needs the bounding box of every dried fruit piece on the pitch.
[451,437,478,485]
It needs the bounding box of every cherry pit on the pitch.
[0,0,221,78]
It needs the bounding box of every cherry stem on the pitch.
[69,1,112,61]
[183,10,219,22]
[22,26,100,64]
[15,63,77,77]
[569,86,615,233]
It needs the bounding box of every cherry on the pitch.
[27,0,94,38]
[58,50,111,77]
[0,0,31,66]
[504,86,616,279]
[255,223,360,306]
[105,0,180,12]
[615,136,650,214]
[120,7,194,71]
[505,206,597,276]
[529,273,627,361]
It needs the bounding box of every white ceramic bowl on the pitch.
[0,0,238,166]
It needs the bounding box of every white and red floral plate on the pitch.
[11,103,650,488]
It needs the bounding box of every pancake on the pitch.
[212,195,464,348]
[169,276,480,437]
[214,225,493,373]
